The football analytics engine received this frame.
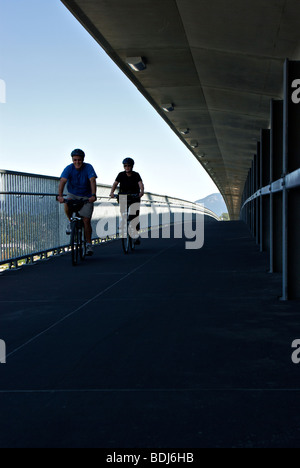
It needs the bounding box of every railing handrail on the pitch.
[0,169,219,218]
[0,168,63,182]
[0,190,217,216]
[241,167,300,211]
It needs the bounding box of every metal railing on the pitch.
[0,169,219,269]
[240,167,300,210]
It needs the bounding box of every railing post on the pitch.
[282,59,300,300]
[246,170,251,226]
[260,129,271,254]
[270,100,283,274]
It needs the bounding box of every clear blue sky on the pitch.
[0,0,219,201]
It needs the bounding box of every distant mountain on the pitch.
[195,193,228,217]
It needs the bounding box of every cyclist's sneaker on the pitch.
[66,223,72,235]
[86,244,94,256]
[134,237,141,246]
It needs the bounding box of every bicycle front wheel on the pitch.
[122,235,131,254]
[79,227,86,261]
[121,220,131,254]
[71,222,79,266]
[130,237,136,252]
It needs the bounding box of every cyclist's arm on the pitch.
[89,177,97,202]
[58,178,67,203]
[110,181,119,198]
[139,181,145,198]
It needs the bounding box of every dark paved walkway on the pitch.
[0,220,300,448]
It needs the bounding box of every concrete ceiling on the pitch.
[61,0,300,219]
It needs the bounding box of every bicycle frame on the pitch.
[70,214,86,266]
[61,198,88,266]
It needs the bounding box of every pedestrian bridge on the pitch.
[1,0,300,448]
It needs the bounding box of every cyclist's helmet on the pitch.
[123,157,135,167]
[71,149,85,160]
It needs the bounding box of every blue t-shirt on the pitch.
[61,163,98,197]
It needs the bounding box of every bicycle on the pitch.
[115,194,141,254]
[59,198,89,266]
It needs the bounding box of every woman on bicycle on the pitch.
[109,158,144,245]
[57,149,98,256]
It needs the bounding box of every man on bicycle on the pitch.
[110,157,144,245]
[57,149,97,256]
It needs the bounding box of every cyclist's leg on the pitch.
[65,193,79,220]
[118,202,128,238]
[71,220,79,265]
[136,206,141,232]
[64,199,73,235]
[128,201,141,238]
[64,203,72,220]
[119,205,131,253]
[83,217,92,244]
[79,201,94,243]
[82,217,94,256]
[134,207,141,244]
[65,194,77,233]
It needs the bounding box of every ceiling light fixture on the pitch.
[162,103,175,112]
[126,57,147,72]
[190,140,198,148]
[179,128,190,135]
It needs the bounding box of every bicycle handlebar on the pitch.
[56,196,90,205]
[56,197,90,215]
[114,194,140,201]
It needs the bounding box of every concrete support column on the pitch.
[282,59,300,300]
[241,174,247,224]
[270,100,283,274]
[260,129,271,254]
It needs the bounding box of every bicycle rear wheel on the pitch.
[71,222,79,266]
[128,223,137,252]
